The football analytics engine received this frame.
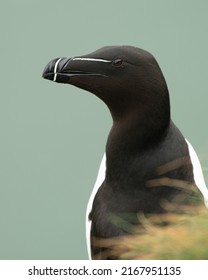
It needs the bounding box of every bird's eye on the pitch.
[112,59,123,67]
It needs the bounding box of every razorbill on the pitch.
[42,46,208,259]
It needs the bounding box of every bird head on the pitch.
[42,46,170,122]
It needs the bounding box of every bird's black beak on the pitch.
[42,57,72,83]
[42,57,107,84]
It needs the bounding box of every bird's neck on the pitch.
[104,102,170,186]
[106,97,170,155]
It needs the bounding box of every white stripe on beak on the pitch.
[53,57,63,82]
[73,57,111,63]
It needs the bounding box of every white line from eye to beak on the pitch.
[53,57,63,82]
[73,57,111,63]
[53,57,110,82]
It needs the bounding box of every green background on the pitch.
[1,0,208,259]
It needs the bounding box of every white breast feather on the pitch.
[186,139,208,207]
[85,153,106,259]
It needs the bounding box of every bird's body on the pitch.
[42,46,208,259]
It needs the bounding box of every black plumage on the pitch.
[42,46,207,259]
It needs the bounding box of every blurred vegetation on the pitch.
[92,159,208,260]
[92,201,208,259]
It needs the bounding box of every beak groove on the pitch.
[42,57,107,84]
